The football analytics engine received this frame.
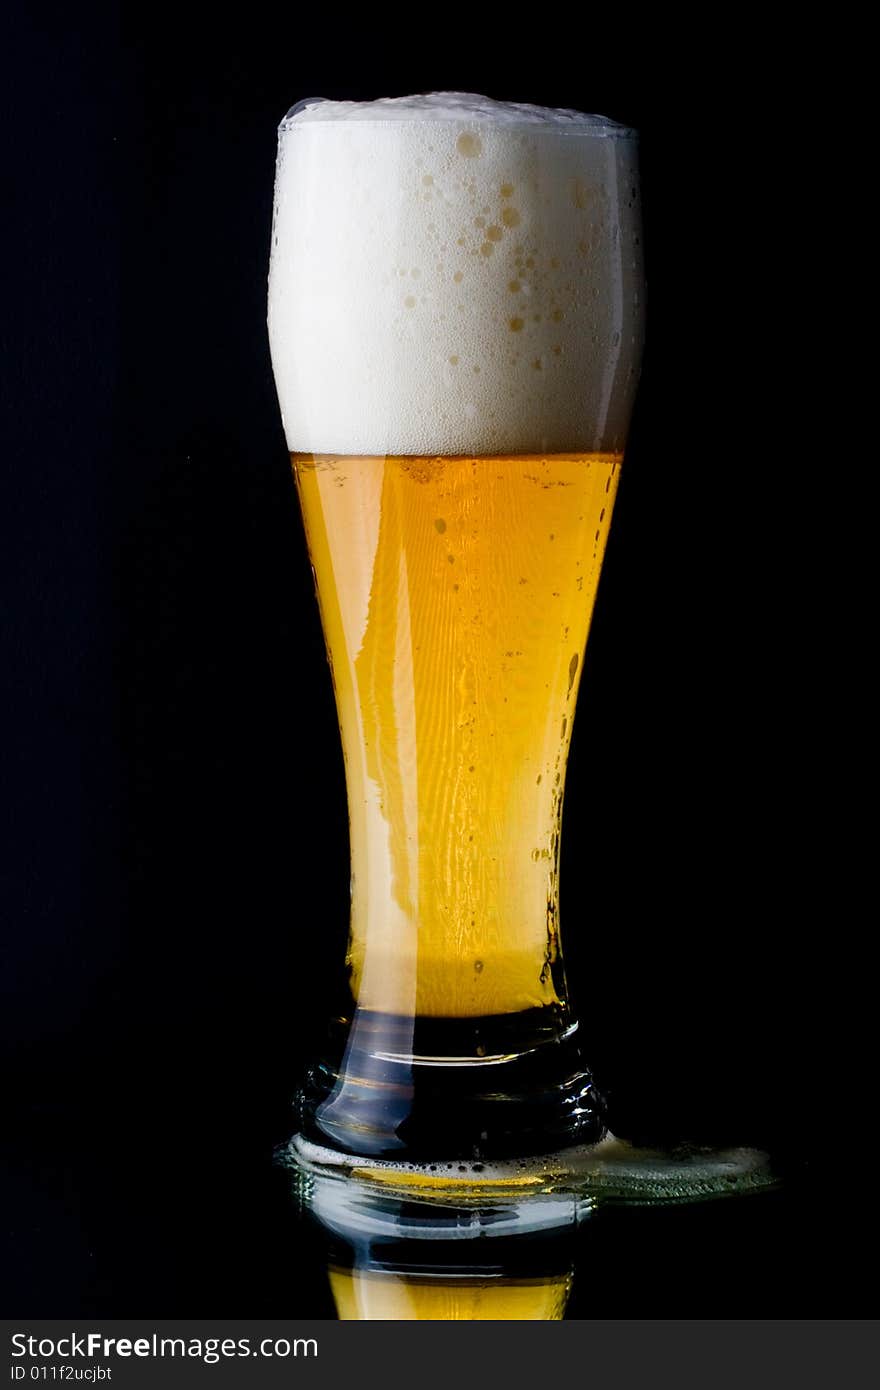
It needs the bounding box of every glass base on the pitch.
[282,1131,779,1207]
[299,1007,605,1159]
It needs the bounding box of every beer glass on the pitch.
[268,93,643,1166]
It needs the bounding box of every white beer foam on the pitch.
[268,93,643,456]
[285,91,629,129]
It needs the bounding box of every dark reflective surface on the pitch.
[0,1103,861,1318]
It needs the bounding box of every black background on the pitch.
[2,3,850,1316]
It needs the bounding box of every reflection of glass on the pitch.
[268,93,642,1163]
[298,1168,585,1321]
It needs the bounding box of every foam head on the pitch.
[268,93,643,457]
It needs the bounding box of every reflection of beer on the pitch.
[300,1168,582,1321]
[269,93,643,1159]
[294,450,620,1020]
[329,1269,572,1320]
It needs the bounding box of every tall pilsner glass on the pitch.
[268,94,643,1163]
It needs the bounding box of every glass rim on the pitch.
[279,97,638,140]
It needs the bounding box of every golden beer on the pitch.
[294,451,620,1020]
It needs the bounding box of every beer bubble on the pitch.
[457,132,483,158]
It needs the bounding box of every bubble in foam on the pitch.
[268,92,643,457]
